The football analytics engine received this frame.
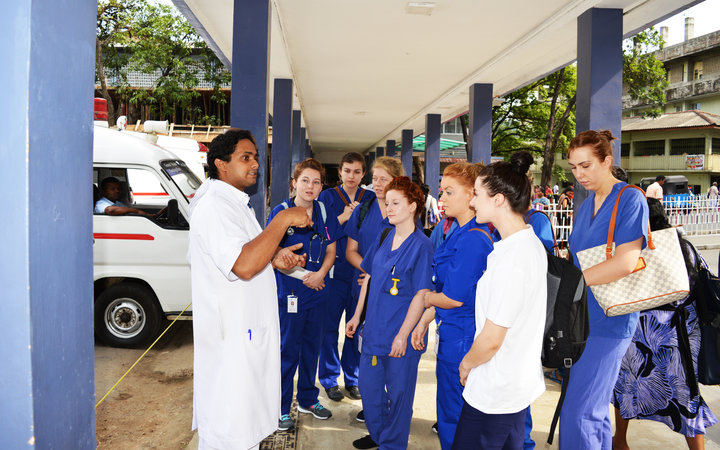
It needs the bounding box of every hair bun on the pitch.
[509,151,533,174]
[599,129,617,142]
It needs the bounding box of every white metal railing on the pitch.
[527,194,720,241]
[665,194,720,236]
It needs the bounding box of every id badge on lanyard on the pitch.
[435,320,441,356]
[287,294,298,313]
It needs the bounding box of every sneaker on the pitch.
[298,402,332,420]
[278,414,294,431]
[355,410,365,422]
[325,385,344,402]
[346,385,362,400]
[431,421,438,434]
[352,434,378,449]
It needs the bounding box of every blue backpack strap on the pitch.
[281,201,290,210]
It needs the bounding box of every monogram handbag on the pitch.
[576,185,690,317]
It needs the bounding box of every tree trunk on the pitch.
[96,39,116,126]
[541,70,564,188]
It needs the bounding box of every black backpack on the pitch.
[543,250,589,444]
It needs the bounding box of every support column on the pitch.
[270,79,293,207]
[468,83,493,164]
[300,127,307,161]
[0,1,96,447]
[575,8,623,210]
[291,110,302,169]
[425,114,442,198]
[230,0,271,223]
[376,146,385,157]
[401,130,414,179]
[386,140,396,158]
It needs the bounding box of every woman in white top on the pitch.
[453,151,547,450]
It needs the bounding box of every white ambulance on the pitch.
[93,125,198,347]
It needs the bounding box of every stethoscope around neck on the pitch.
[285,198,325,264]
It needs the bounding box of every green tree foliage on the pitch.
[623,27,667,117]
[490,66,576,187]
[96,0,231,125]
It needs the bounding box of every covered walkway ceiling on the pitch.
[173,0,699,160]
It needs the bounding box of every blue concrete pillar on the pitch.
[230,0,271,223]
[425,114,442,198]
[575,8,623,210]
[376,146,385,157]
[401,129,414,179]
[291,110,302,169]
[0,0,96,447]
[469,83,493,164]
[300,127,307,162]
[270,79,293,207]
[386,140,396,158]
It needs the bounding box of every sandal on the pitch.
[544,369,563,385]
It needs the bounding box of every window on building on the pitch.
[675,105,683,112]
[621,143,630,157]
[689,102,701,110]
[712,138,720,155]
[634,140,665,156]
[694,61,703,80]
[443,119,462,134]
[670,138,705,155]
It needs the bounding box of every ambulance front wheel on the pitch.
[95,283,163,348]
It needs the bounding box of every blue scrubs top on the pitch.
[267,197,343,310]
[434,220,494,347]
[568,182,649,338]
[493,210,555,252]
[318,186,375,282]
[430,217,459,250]
[346,198,391,257]
[360,227,434,356]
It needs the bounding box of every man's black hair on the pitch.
[207,129,257,179]
[656,175,666,182]
[100,176,121,191]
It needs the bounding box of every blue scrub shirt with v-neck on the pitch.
[346,198,391,257]
[318,186,376,282]
[568,182,649,338]
[433,219,494,347]
[360,227,434,356]
[268,197,343,310]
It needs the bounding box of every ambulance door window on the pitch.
[126,168,170,207]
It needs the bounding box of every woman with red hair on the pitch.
[346,176,434,449]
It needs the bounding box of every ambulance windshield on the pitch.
[160,160,201,202]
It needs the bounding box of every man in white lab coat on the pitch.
[188,129,311,449]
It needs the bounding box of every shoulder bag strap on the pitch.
[605,184,655,261]
[469,227,494,246]
[334,186,350,207]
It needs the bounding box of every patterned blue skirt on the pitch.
[612,302,717,437]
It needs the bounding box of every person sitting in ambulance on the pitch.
[95,177,166,217]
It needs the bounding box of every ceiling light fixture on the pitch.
[406,2,435,15]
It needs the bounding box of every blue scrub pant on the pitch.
[524,407,534,449]
[559,334,633,450]
[436,358,464,450]
[451,401,526,450]
[279,301,326,415]
[318,278,360,388]
[359,352,421,450]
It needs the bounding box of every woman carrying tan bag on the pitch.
[558,130,649,449]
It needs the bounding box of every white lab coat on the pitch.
[188,179,281,449]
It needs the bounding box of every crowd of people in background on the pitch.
[188,128,716,450]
